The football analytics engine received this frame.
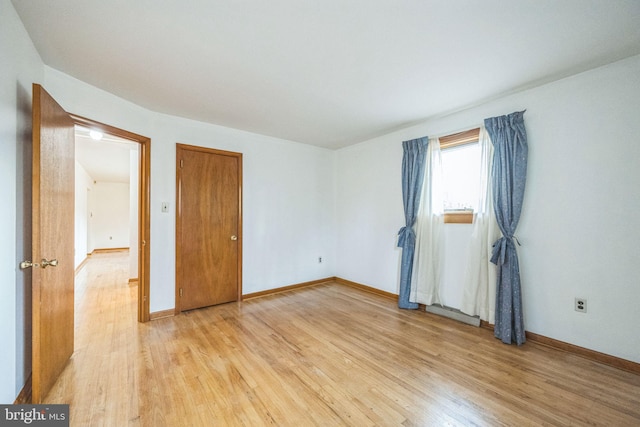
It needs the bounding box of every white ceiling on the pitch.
[75,126,137,183]
[13,0,640,149]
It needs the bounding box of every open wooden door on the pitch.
[28,84,75,403]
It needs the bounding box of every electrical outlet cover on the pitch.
[575,298,587,313]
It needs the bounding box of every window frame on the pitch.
[439,127,481,224]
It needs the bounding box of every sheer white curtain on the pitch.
[410,137,444,306]
[461,127,500,322]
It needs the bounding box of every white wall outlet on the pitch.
[318,256,322,263]
[161,202,169,213]
[575,298,587,313]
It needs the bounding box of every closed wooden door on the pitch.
[176,144,242,312]
[30,84,75,403]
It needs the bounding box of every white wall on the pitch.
[0,0,43,403]
[75,148,138,270]
[3,0,638,402]
[150,113,336,307]
[336,55,640,363]
[129,149,139,279]
[90,182,130,249]
[43,67,336,314]
[74,161,93,268]
[335,137,404,291]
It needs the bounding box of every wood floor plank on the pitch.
[43,252,640,426]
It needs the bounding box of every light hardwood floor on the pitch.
[47,251,640,426]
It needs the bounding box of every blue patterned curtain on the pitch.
[485,111,528,345]
[397,137,428,309]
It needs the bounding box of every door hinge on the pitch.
[180,159,184,168]
[179,288,183,297]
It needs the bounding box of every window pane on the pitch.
[441,143,480,211]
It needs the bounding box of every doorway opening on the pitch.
[70,114,151,322]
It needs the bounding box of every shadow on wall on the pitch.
[16,81,33,391]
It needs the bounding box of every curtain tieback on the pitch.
[397,226,415,248]
[490,235,521,265]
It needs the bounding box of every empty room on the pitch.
[2,1,639,425]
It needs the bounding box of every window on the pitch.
[439,128,481,224]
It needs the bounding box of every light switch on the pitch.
[161,202,169,213]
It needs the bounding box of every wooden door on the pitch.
[176,144,242,312]
[30,84,75,403]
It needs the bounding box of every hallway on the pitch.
[51,251,141,424]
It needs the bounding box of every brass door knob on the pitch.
[41,258,59,268]
[230,235,238,241]
[20,260,37,269]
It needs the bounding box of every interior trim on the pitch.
[74,256,90,275]
[92,247,129,253]
[444,211,474,224]
[480,321,640,374]
[243,277,335,300]
[439,127,480,149]
[333,277,398,300]
[14,374,32,404]
[149,309,175,320]
[70,113,151,323]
